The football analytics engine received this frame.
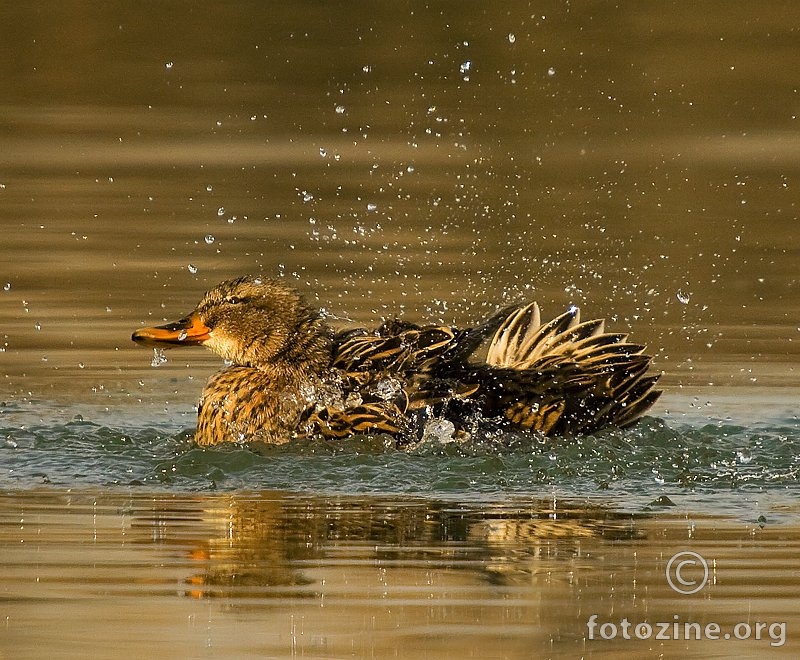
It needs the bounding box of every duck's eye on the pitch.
[225,296,242,305]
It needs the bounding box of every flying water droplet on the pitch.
[366,202,378,212]
[422,418,457,444]
[547,66,556,76]
[344,391,363,408]
[3,282,10,291]
[508,33,516,44]
[374,378,401,401]
[187,264,198,274]
[217,206,225,216]
[298,382,317,404]
[178,330,188,342]
[204,234,215,244]
[676,290,690,304]
[151,348,167,367]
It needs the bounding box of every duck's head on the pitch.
[132,275,331,371]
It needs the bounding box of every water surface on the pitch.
[1,2,799,657]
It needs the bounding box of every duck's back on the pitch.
[321,304,660,440]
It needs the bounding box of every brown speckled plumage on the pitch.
[132,275,661,446]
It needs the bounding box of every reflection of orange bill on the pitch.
[185,548,210,599]
[185,575,206,600]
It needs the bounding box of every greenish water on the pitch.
[3,396,798,518]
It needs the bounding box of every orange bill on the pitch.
[131,313,211,347]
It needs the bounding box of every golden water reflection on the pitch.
[1,491,796,657]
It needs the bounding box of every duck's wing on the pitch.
[331,304,518,377]
[480,359,661,435]
[332,323,457,377]
[328,303,661,438]
[473,304,662,434]
[321,318,491,436]
[300,381,411,438]
[304,401,407,438]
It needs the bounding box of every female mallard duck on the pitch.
[132,275,661,446]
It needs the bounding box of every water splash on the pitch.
[151,348,167,367]
[374,378,401,401]
[421,418,457,444]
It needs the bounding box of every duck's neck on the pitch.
[248,322,333,382]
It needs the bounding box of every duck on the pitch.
[131,275,661,447]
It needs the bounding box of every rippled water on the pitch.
[3,489,799,658]
[2,1,800,657]
[3,395,799,508]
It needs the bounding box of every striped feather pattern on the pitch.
[134,276,661,445]
[317,301,661,440]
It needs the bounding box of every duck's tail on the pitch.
[478,303,661,435]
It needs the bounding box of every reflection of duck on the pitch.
[132,275,660,446]
[170,495,643,599]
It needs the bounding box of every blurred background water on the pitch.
[1,2,799,657]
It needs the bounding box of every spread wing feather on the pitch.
[312,301,660,440]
